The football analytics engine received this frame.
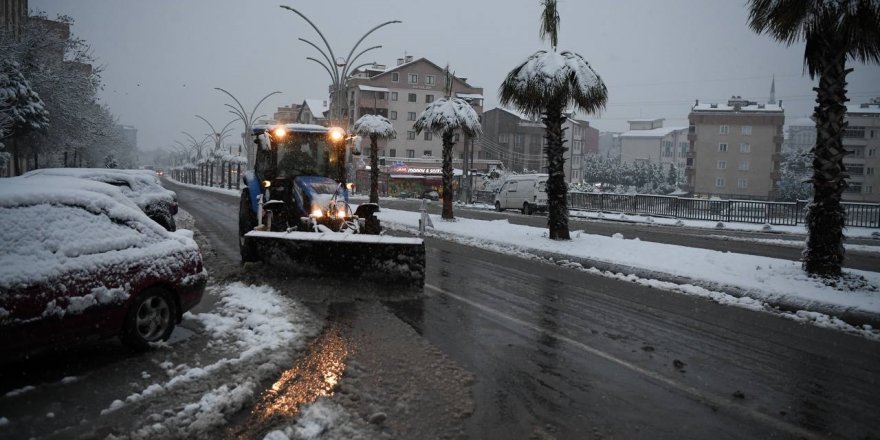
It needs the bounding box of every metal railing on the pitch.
[474,190,880,228]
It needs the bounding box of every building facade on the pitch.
[480,107,598,182]
[598,131,622,161]
[274,103,303,124]
[335,56,485,166]
[619,118,689,174]
[784,117,816,154]
[297,99,328,126]
[843,101,880,202]
[0,0,27,38]
[686,96,785,200]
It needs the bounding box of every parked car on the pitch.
[421,190,440,201]
[21,168,179,231]
[494,173,549,215]
[0,176,207,354]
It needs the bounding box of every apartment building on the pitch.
[0,0,27,38]
[784,117,816,153]
[598,131,622,161]
[619,118,689,174]
[274,103,303,124]
[335,56,485,166]
[296,99,328,126]
[480,107,598,182]
[686,96,785,200]
[843,101,880,202]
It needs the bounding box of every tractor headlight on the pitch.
[337,208,346,218]
[311,208,323,218]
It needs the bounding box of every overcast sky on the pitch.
[31,0,880,151]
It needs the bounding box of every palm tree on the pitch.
[414,69,482,220]
[353,114,396,204]
[748,0,880,276]
[499,0,608,240]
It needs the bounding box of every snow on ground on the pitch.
[262,398,372,440]
[101,282,322,438]
[375,207,880,339]
[702,234,880,254]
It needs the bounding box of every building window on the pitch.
[391,72,399,82]
[741,125,752,135]
[406,149,415,158]
[718,143,728,152]
[425,132,433,141]
[844,182,863,193]
[389,111,397,120]
[408,73,418,84]
[867,167,875,176]
[498,133,509,143]
[715,178,725,188]
[389,148,397,157]
[844,127,866,138]
[376,92,386,100]
[849,165,864,175]
[391,92,398,101]
[425,75,435,85]
[454,133,460,142]
[426,94,434,103]
[423,150,432,157]
[740,143,750,153]
[408,93,417,102]
[847,146,864,157]
[407,131,416,140]
[407,112,416,121]
[737,178,748,189]
[869,148,877,157]
[738,160,750,171]
[719,125,729,135]
[867,185,873,194]
[717,160,727,170]
[679,142,689,155]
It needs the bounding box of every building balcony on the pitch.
[688,133,696,142]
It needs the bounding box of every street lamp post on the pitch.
[194,115,236,187]
[280,6,399,185]
[181,131,212,185]
[214,88,281,170]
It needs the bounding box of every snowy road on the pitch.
[167,181,880,439]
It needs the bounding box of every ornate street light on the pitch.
[214,88,281,168]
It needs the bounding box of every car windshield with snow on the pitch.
[0,176,206,355]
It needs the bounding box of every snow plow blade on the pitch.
[244,231,425,283]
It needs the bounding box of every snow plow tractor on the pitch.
[239,123,425,282]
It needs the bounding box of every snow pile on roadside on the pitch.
[263,398,373,440]
[376,209,880,328]
[101,283,322,439]
[165,178,240,198]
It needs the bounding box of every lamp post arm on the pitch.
[225,104,248,123]
[298,38,339,84]
[342,20,401,73]
[306,57,336,83]
[214,87,248,122]
[194,114,219,137]
[281,6,339,81]
[343,45,381,79]
[248,91,282,125]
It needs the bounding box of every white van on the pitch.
[494,174,549,215]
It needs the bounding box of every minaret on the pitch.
[769,75,776,105]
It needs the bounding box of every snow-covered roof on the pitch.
[620,126,688,138]
[358,85,389,93]
[496,106,537,122]
[21,168,176,209]
[847,104,880,115]
[787,117,814,127]
[456,93,484,100]
[692,102,783,113]
[303,99,329,117]
[0,176,198,291]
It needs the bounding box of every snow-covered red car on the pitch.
[0,176,207,354]
[21,168,179,231]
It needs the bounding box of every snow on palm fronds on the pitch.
[413,97,482,137]
[499,50,607,119]
[353,114,396,137]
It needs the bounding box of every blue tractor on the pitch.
[238,123,425,281]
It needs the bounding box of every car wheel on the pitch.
[522,203,532,215]
[495,201,503,212]
[239,190,259,262]
[122,287,176,351]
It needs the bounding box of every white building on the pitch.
[619,118,688,172]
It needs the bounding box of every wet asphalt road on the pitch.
[167,180,880,439]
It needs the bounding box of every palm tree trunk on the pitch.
[441,130,455,219]
[369,134,379,204]
[543,103,570,240]
[803,48,849,276]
